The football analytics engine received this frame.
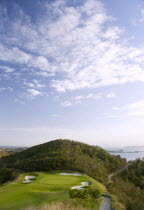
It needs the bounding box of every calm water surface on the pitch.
[109,152,144,161]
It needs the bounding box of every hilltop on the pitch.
[0,139,126,183]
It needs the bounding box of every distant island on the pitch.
[108,150,144,153]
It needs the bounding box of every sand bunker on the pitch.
[22,176,35,183]
[71,181,89,190]
[60,172,82,176]
[60,173,89,190]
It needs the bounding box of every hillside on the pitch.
[0,147,27,158]
[108,159,144,209]
[0,148,9,158]
[0,139,126,183]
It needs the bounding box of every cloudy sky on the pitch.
[1,0,144,147]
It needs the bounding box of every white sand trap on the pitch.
[71,181,89,190]
[22,176,35,183]
[60,172,82,176]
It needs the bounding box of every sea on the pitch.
[109,152,144,161]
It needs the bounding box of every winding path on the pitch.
[99,196,111,210]
[99,164,129,209]
[108,164,129,183]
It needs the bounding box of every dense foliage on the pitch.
[0,139,126,183]
[69,188,100,199]
[0,168,18,185]
[121,159,144,188]
[108,159,144,210]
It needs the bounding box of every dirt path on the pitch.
[108,164,129,183]
[98,164,129,210]
[99,196,112,210]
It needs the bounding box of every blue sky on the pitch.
[1,0,144,147]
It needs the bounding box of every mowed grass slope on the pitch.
[0,171,104,210]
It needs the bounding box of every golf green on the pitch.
[0,171,103,210]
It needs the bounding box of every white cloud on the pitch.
[1,0,144,94]
[106,92,116,98]
[24,79,45,89]
[36,71,55,77]
[127,100,144,117]
[73,92,116,101]
[73,93,103,101]
[14,98,25,105]
[27,89,42,98]
[60,92,116,107]
[61,101,72,107]
[103,27,122,39]
[0,44,31,63]
[0,65,15,73]
[51,114,63,118]
[111,100,144,118]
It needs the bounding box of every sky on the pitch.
[1,0,144,147]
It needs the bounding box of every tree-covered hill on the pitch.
[0,139,126,183]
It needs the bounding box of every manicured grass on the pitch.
[0,171,104,210]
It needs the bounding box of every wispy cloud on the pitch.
[61,101,72,107]
[51,114,63,118]
[0,65,15,73]
[60,92,117,107]
[0,87,13,92]
[73,92,116,101]
[14,98,25,105]
[127,100,144,117]
[26,89,42,98]
[73,93,103,101]
[106,92,117,98]
[1,0,144,98]
[111,100,144,118]
[23,79,46,89]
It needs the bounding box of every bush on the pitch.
[0,168,18,184]
[69,188,100,199]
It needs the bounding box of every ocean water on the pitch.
[109,152,144,161]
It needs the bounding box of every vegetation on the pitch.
[0,168,18,185]
[24,197,103,210]
[69,188,100,199]
[121,159,144,188]
[108,159,144,210]
[0,148,9,157]
[0,171,104,210]
[0,139,126,183]
[1,139,134,209]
